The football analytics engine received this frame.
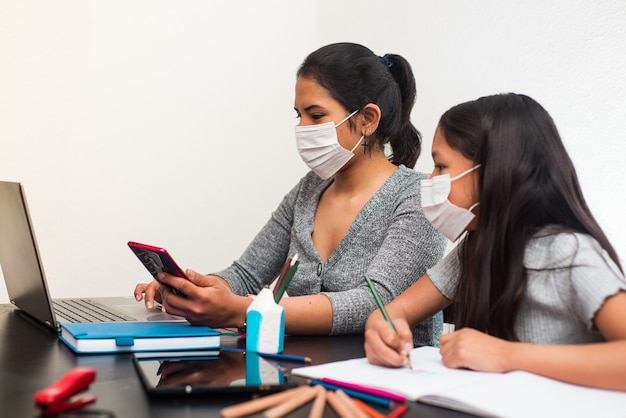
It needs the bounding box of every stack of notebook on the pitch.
[59,322,221,354]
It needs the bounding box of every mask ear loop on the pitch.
[452,165,481,212]
[450,164,482,181]
[337,108,364,153]
[467,167,481,213]
[349,135,365,153]
[335,109,360,128]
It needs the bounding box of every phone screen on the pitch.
[128,241,187,296]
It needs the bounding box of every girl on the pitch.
[134,43,446,344]
[364,93,626,391]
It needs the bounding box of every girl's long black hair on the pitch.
[439,93,622,340]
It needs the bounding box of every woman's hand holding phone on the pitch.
[158,270,252,329]
[129,241,252,328]
[129,241,188,299]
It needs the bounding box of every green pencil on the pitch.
[364,274,412,369]
[274,254,299,303]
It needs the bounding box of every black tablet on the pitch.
[133,349,297,396]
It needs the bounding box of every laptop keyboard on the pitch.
[53,299,135,323]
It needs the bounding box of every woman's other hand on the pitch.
[134,280,162,310]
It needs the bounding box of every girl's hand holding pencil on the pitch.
[364,275,413,369]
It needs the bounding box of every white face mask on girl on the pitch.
[421,165,481,242]
[295,109,364,180]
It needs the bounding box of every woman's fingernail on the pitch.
[146,301,153,310]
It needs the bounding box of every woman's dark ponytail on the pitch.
[383,54,422,168]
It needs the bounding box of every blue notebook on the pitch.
[59,322,221,354]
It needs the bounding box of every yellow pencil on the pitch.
[263,385,320,418]
[334,389,369,418]
[326,390,354,418]
[219,386,308,418]
[307,386,327,418]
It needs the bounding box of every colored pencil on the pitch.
[320,377,406,403]
[309,380,392,408]
[334,389,369,418]
[272,257,292,298]
[364,274,412,369]
[308,386,327,418]
[219,386,308,418]
[386,403,408,418]
[221,347,311,363]
[263,385,320,418]
[326,390,353,418]
[274,254,299,303]
[352,398,387,418]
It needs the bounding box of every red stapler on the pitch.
[34,367,97,416]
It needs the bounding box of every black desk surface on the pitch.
[0,304,473,418]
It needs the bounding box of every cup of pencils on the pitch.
[246,287,285,354]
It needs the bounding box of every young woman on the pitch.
[364,93,626,391]
[134,43,446,344]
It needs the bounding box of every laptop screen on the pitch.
[0,181,57,330]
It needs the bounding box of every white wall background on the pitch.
[1,0,625,302]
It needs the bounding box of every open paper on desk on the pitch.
[292,346,626,418]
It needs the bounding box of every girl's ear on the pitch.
[360,103,381,136]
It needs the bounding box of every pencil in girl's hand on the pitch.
[364,274,412,369]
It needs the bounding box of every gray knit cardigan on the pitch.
[215,165,447,346]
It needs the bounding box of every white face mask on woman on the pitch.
[421,165,481,242]
[295,109,364,180]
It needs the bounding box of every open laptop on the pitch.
[0,180,186,332]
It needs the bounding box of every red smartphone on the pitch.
[128,241,187,296]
